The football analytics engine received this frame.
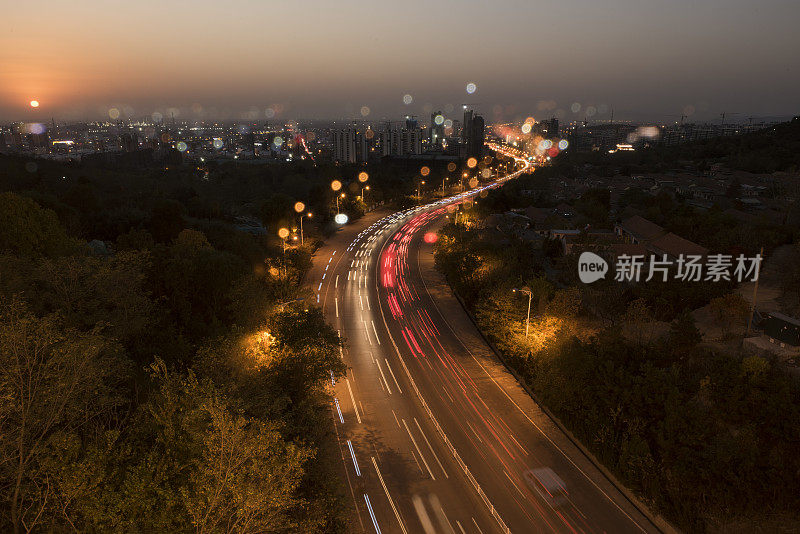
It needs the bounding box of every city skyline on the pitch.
[3,0,799,123]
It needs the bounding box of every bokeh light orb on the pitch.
[278,228,290,239]
[468,177,479,188]
[558,139,569,150]
[403,94,413,105]
[466,82,477,94]
[360,106,370,117]
[294,201,305,213]
[358,171,369,183]
[521,123,532,134]
[334,213,349,225]
[466,157,477,169]
[30,100,40,108]
[273,136,284,147]
[331,180,342,191]
[434,114,444,125]
[420,166,430,177]
[176,141,188,152]
[423,232,438,244]
[108,107,120,120]
[213,138,224,149]
[447,162,457,172]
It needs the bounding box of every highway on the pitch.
[307,151,661,534]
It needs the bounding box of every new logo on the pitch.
[578,252,608,283]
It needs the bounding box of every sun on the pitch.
[30,100,40,108]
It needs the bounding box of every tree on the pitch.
[669,310,702,350]
[708,292,749,332]
[0,296,124,534]
[145,361,311,534]
[0,192,79,257]
[149,199,185,243]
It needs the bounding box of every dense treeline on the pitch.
[0,157,350,532]
[555,116,800,175]
[435,220,800,532]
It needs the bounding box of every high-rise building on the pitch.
[379,123,421,157]
[430,111,445,148]
[462,107,484,158]
[332,128,356,163]
[332,127,372,162]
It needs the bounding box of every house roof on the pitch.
[610,243,648,257]
[649,232,708,258]
[618,215,665,242]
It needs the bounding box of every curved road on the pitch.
[307,153,662,534]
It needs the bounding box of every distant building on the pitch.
[379,123,421,157]
[430,111,445,148]
[537,117,559,138]
[462,107,485,158]
[332,128,356,163]
[615,215,707,260]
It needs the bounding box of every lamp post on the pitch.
[512,286,533,338]
[300,212,312,245]
[278,227,289,277]
[336,193,345,214]
[358,171,369,204]
[294,202,306,244]
[331,180,342,214]
[417,180,425,203]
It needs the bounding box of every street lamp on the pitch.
[417,180,425,203]
[300,212,312,244]
[512,286,533,338]
[278,227,290,277]
[294,201,306,244]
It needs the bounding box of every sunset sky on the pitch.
[2,0,798,122]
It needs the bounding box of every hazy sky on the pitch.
[2,0,798,123]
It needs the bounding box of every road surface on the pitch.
[307,158,662,534]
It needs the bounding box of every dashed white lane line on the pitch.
[371,457,408,534]
[371,320,381,344]
[403,418,435,480]
[346,378,362,424]
[414,417,448,479]
[334,398,344,423]
[347,440,361,476]
[364,494,381,534]
[384,358,403,394]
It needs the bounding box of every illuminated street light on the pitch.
[512,287,533,338]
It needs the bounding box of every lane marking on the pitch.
[346,378,362,424]
[364,494,381,534]
[414,417,448,479]
[371,320,381,345]
[402,419,435,480]
[385,358,403,394]
[376,359,392,395]
[347,440,361,476]
[334,398,344,424]
[371,457,408,534]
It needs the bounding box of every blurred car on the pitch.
[523,467,568,507]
